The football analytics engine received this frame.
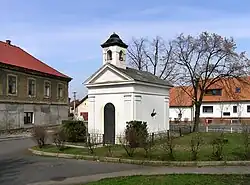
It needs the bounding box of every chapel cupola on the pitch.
[101,33,128,69]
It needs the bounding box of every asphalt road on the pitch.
[0,138,146,185]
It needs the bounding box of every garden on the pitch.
[30,120,250,163]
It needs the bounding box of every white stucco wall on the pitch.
[200,102,249,118]
[87,84,170,138]
[169,107,193,121]
[76,98,88,116]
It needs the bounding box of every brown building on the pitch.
[0,40,72,129]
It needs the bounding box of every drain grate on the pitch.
[50,176,67,181]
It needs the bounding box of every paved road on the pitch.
[0,138,146,185]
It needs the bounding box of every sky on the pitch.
[1,0,250,99]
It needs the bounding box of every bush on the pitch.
[211,133,228,161]
[125,120,148,148]
[190,132,203,161]
[242,124,250,159]
[159,131,175,160]
[31,125,47,148]
[52,128,66,151]
[61,120,87,142]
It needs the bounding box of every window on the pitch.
[205,89,222,96]
[44,81,51,97]
[235,87,241,93]
[57,83,64,98]
[107,50,112,60]
[7,74,17,95]
[24,112,33,124]
[119,50,124,61]
[247,105,250,113]
[233,106,237,113]
[203,106,213,113]
[28,78,36,96]
[223,112,230,116]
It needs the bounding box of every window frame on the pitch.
[233,105,237,113]
[7,74,18,96]
[247,105,250,113]
[204,89,222,96]
[44,80,51,98]
[235,87,241,93]
[24,112,34,124]
[107,50,112,60]
[27,77,36,97]
[202,106,213,113]
[57,83,64,99]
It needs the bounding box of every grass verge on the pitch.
[33,133,249,161]
[83,174,250,185]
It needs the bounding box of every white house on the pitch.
[169,79,250,124]
[75,95,88,120]
[84,33,173,144]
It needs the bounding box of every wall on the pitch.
[77,98,88,116]
[0,103,68,129]
[88,83,170,137]
[133,84,170,132]
[0,67,69,104]
[169,107,193,122]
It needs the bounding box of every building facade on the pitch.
[169,78,250,124]
[0,40,71,129]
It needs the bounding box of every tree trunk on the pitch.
[193,103,201,132]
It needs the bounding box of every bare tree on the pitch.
[172,32,250,132]
[127,36,177,82]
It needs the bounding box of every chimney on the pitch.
[6,40,11,45]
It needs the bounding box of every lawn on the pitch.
[84,174,250,185]
[34,132,249,161]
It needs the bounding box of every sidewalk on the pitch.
[27,166,250,185]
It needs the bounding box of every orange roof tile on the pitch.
[0,40,71,79]
[170,77,250,107]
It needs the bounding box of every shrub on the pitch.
[61,120,87,142]
[159,132,175,160]
[211,133,228,161]
[242,124,250,159]
[86,134,98,155]
[125,120,148,148]
[52,128,66,151]
[190,132,203,161]
[31,125,47,148]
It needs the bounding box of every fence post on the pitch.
[167,130,170,140]
[189,126,192,133]
[102,134,105,146]
[230,127,233,133]
[206,125,208,132]
[151,132,155,144]
[179,128,182,136]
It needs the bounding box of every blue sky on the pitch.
[1,0,250,99]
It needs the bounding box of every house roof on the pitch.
[101,33,128,48]
[0,40,71,79]
[69,100,81,107]
[169,77,250,107]
[111,64,173,87]
[76,95,88,108]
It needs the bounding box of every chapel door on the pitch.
[104,103,115,144]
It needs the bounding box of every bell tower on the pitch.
[101,33,128,69]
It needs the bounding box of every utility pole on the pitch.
[73,91,77,117]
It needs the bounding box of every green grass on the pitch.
[34,132,249,161]
[84,174,250,185]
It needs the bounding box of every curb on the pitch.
[28,148,250,167]
[0,135,31,142]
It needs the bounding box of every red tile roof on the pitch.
[170,77,250,107]
[0,40,71,79]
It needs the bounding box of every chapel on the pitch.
[84,33,172,144]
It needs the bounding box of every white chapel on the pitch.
[84,33,173,144]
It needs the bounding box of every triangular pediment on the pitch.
[85,64,133,85]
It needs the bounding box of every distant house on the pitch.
[69,99,81,114]
[169,77,250,124]
[75,95,88,120]
[0,40,72,129]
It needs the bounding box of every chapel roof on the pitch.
[111,64,173,87]
[101,33,128,49]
